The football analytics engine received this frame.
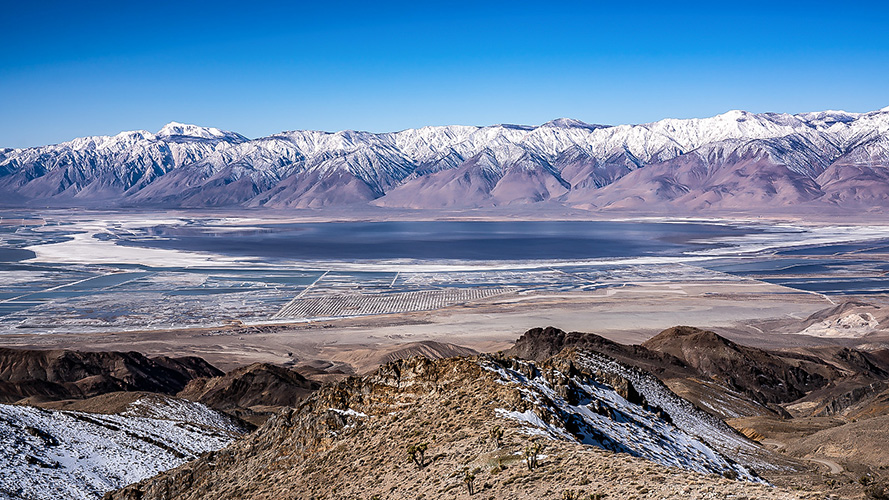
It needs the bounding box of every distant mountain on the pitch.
[2,108,889,212]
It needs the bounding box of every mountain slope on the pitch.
[0,396,245,500]
[640,326,834,405]
[584,139,829,210]
[0,125,246,206]
[177,363,320,425]
[2,107,889,211]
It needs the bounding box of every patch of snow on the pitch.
[0,403,244,499]
[494,408,574,441]
[571,352,766,470]
[329,408,369,418]
[482,357,764,481]
[122,396,246,433]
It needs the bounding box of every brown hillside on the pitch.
[178,362,319,421]
[641,326,831,404]
[0,347,222,403]
[785,414,889,468]
[507,326,690,378]
[508,326,889,420]
[318,339,479,375]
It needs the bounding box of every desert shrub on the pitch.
[865,482,889,500]
[489,426,504,449]
[462,467,481,495]
[523,443,543,471]
[407,442,428,468]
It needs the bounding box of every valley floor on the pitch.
[4,210,889,498]
[0,277,843,372]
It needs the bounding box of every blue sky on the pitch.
[2,1,888,148]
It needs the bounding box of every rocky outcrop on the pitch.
[508,326,889,420]
[812,381,889,417]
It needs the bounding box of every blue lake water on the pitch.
[118,220,759,261]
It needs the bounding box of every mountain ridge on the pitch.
[2,107,889,211]
[0,346,222,404]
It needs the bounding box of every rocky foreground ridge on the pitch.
[2,107,889,212]
[509,326,889,420]
[4,326,889,498]
[109,351,818,500]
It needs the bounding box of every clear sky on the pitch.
[2,1,888,148]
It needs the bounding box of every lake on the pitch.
[117,220,758,262]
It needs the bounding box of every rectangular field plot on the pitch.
[273,287,514,320]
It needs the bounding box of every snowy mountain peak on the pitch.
[157,122,246,142]
[540,118,602,130]
[718,109,749,119]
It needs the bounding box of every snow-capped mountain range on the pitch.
[2,107,889,211]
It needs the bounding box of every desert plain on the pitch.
[2,209,886,373]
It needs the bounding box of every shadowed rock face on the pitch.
[0,347,222,403]
[177,363,320,411]
[641,326,832,404]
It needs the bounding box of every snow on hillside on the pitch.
[120,395,245,432]
[481,356,763,482]
[0,400,246,500]
[570,351,768,469]
[156,122,248,142]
